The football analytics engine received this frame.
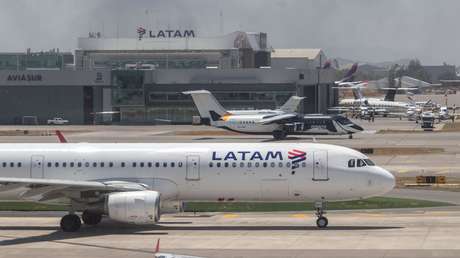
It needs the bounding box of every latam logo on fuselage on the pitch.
[212,150,306,161]
[7,74,42,82]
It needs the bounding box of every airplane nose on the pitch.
[349,124,364,132]
[374,167,395,195]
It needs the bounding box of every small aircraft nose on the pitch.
[374,167,395,195]
[350,124,364,132]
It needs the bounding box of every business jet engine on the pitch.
[106,191,161,224]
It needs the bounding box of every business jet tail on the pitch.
[279,96,305,113]
[183,90,229,125]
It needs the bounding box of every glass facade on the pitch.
[0,52,73,70]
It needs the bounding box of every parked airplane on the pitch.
[0,142,394,231]
[185,90,363,139]
[334,85,416,117]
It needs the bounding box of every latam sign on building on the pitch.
[137,27,196,40]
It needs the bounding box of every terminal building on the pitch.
[0,31,338,125]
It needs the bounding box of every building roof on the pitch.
[77,31,268,52]
[271,49,323,59]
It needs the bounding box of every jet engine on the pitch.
[106,191,160,224]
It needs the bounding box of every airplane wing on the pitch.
[0,177,149,202]
[257,113,298,125]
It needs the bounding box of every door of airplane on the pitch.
[186,155,200,181]
[30,155,44,178]
[313,150,329,181]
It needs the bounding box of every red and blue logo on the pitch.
[288,149,306,164]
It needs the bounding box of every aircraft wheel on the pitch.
[316,216,328,228]
[82,210,102,225]
[60,214,81,232]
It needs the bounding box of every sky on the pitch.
[0,0,459,65]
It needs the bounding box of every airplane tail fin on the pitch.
[351,87,364,100]
[183,90,228,125]
[384,89,397,102]
[335,63,359,84]
[279,96,305,113]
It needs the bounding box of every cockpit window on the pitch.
[335,115,351,125]
[348,159,355,168]
[357,159,366,167]
[364,159,375,166]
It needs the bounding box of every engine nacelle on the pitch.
[106,191,160,224]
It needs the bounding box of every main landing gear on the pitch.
[314,201,328,228]
[60,214,81,232]
[273,130,287,140]
[60,210,103,232]
[348,133,353,139]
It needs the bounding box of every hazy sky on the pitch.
[1,0,458,65]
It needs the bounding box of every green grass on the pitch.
[0,197,452,212]
[0,202,67,211]
[183,197,453,212]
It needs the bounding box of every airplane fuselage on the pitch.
[0,143,393,203]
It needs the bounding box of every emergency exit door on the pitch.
[186,155,200,180]
[313,151,328,181]
[30,155,44,178]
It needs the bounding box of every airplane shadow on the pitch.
[0,221,403,247]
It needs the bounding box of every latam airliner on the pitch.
[0,142,394,231]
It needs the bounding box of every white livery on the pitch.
[0,142,394,231]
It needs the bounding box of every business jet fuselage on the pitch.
[0,143,394,231]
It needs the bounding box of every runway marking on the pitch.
[223,214,239,218]
[291,214,307,218]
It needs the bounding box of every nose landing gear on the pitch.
[315,201,328,228]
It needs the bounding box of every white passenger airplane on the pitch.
[0,142,394,231]
[185,90,363,139]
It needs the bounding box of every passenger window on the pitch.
[217,162,221,168]
[121,162,125,168]
[10,162,14,167]
[247,162,252,168]
[85,162,89,167]
[357,159,366,167]
[148,162,152,167]
[348,159,355,168]
[302,162,306,168]
[93,162,97,168]
[270,162,276,168]
[163,162,167,168]
[286,162,291,168]
[109,162,113,167]
[279,162,283,168]
[178,162,183,167]
[47,162,51,167]
[17,162,22,168]
[55,162,59,168]
[78,162,82,167]
[224,162,229,168]
[255,162,260,168]
[140,162,144,167]
[155,162,160,168]
[63,162,67,168]
[171,162,175,168]
[263,162,267,168]
[240,162,245,168]
[132,162,137,167]
[209,162,213,167]
[100,162,104,167]
[232,162,237,168]
[70,162,74,167]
